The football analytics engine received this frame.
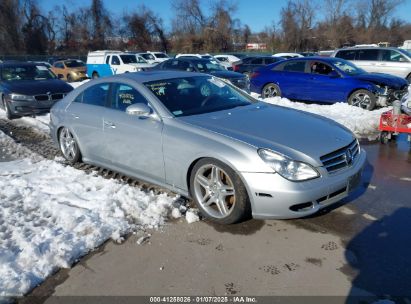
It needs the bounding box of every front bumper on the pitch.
[241,149,366,219]
[6,98,57,116]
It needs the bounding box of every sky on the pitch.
[41,0,411,33]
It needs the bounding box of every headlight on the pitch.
[10,93,35,101]
[258,149,320,181]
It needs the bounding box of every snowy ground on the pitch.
[0,126,197,299]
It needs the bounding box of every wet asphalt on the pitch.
[287,134,411,298]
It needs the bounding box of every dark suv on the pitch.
[232,56,285,75]
[0,62,73,119]
[154,58,250,91]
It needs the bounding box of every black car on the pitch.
[154,58,250,91]
[0,62,73,119]
[232,56,285,75]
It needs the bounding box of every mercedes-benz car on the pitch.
[50,71,366,224]
[0,62,73,119]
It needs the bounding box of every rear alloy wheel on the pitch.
[348,89,376,110]
[262,83,281,99]
[190,158,251,224]
[59,127,81,163]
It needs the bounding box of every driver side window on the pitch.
[109,83,148,112]
[111,56,120,65]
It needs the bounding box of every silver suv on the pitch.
[332,47,411,83]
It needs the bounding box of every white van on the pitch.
[332,47,411,82]
[86,50,154,78]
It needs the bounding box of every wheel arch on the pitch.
[185,155,256,212]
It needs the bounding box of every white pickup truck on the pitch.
[86,51,154,78]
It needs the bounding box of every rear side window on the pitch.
[282,61,306,72]
[250,58,263,64]
[264,58,278,64]
[335,50,356,60]
[110,83,148,111]
[357,49,379,61]
[75,83,110,106]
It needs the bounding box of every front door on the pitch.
[103,82,165,183]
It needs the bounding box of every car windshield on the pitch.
[195,61,225,72]
[154,53,168,58]
[1,65,56,81]
[65,60,85,68]
[135,56,148,63]
[120,55,138,64]
[332,59,365,75]
[144,76,253,117]
[398,48,411,58]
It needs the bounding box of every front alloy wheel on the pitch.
[59,127,81,163]
[190,158,250,224]
[348,89,376,110]
[262,83,281,99]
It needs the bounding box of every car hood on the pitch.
[4,79,73,95]
[208,70,245,80]
[180,102,354,165]
[352,73,408,89]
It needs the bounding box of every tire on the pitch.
[67,74,73,82]
[92,72,99,79]
[59,127,81,164]
[406,73,411,84]
[348,89,376,111]
[380,131,390,144]
[189,158,251,224]
[262,83,281,99]
[2,97,16,120]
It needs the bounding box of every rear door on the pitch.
[274,60,311,100]
[65,83,109,162]
[102,82,165,182]
[355,49,380,73]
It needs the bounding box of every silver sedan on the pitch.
[50,71,366,224]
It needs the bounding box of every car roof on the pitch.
[0,61,39,68]
[335,46,400,51]
[173,57,216,63]
[101,70,208,84]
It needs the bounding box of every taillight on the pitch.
[233,64,239,72]
[250,72,260,79]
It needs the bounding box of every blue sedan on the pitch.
[250,57,408,110]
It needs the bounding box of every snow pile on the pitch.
[0,109,50,134]
[0,157,182,297]
[254,94,389,140]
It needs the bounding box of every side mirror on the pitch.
[329,71,340,78]
[126,103,152,117]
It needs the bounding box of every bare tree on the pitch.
[0,0,23,54]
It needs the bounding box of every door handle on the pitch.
[71,114,79,119]
[104,121,116,129]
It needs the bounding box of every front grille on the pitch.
[320,139,360,173]
[35,93,66,101]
